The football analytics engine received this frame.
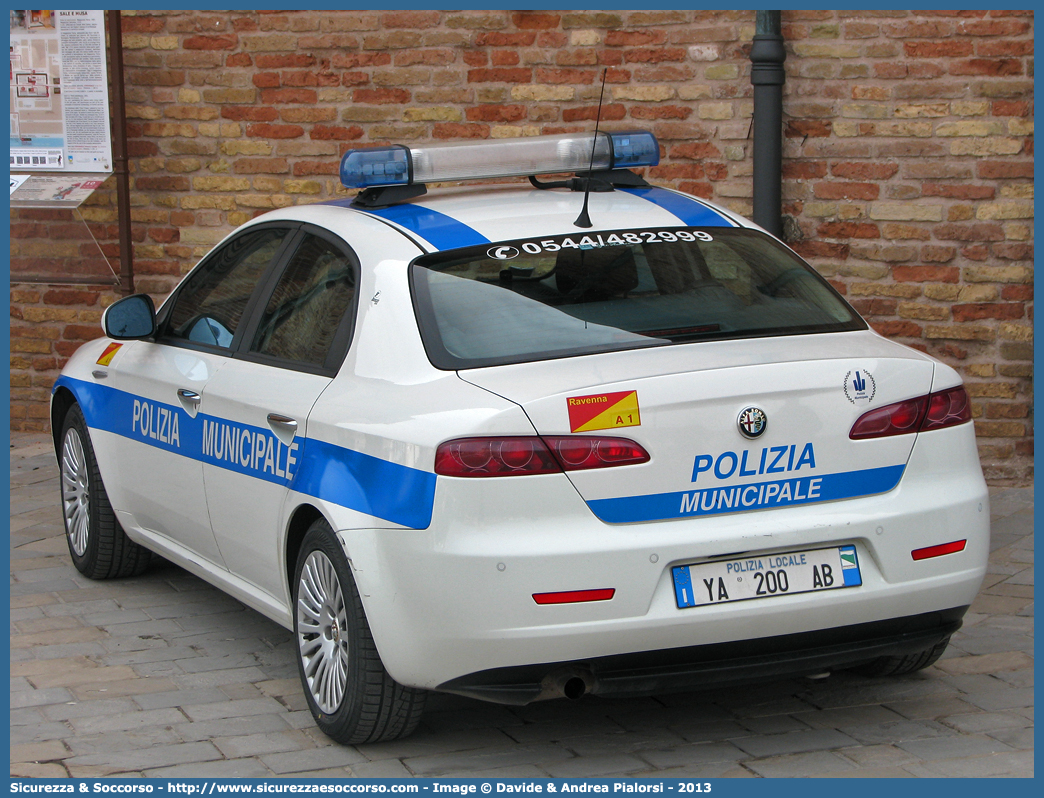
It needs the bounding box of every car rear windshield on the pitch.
[410,226,865,370]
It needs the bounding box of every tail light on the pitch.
[850,385,971,440]
[849,396,928,440]
[920,385,972,431]
[434,437,560,477]
[543,436,650,471]
[434,436,649,477]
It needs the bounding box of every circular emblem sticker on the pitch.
[843,369,877,405]
[737,406,767,439]
[487,245,519,260]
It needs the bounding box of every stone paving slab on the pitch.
[8,432,1034,778]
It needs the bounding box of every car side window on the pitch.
[249,233,357,369]
[163,227,292,349]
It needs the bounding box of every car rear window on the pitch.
[410,226,865,370]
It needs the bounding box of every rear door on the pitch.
[199,226,358,602]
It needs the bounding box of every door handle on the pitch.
[177,389,201,416]
[267,413,299,446]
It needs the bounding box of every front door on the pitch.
[106,224,299,568]
[105,341,226,566]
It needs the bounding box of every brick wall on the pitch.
[9,9,1033,484]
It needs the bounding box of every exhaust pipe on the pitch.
[563,676,587,700]
[536,666,596,701]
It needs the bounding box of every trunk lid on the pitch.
[460,330,935,523]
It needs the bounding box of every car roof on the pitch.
[250,183,755,256]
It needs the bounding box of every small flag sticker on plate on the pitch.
[567,390,641,433]
[839,544,862,586]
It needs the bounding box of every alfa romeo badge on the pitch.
[737,406,767,439]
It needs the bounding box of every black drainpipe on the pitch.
[108,9,134,295]
[749,10,786,238]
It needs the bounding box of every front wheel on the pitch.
[60,404,151,579]
[293,519,425,744]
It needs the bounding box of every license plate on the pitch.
[672,545,861,609]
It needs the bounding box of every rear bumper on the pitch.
[438,606,967,705]
[333,422,988,692]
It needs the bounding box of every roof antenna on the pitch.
[574,68,608,229]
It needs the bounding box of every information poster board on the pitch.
[9,9,112,172]
[9,172,106,207]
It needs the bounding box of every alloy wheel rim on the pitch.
[297,549,350,714]
[61,428,90,557]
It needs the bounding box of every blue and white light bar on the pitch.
[340,130,660,189]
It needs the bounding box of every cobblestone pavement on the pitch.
[10,432,1033,778]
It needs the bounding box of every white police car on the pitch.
[52,130,989,744]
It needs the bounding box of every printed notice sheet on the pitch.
[10,9,112,172]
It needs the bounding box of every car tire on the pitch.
[293,518,426,744]
[59,404,152,579]
[851,636,951,677]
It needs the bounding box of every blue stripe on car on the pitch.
[356,202,490,250]
[620,187,738,227]
[293,438,435,530]
[586,464,906,524]
[54,377,436,530]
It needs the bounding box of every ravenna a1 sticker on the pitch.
[567,390,641,433]
[96,342,122,366]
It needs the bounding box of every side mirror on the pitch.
[102,294,156,340]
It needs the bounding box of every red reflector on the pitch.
[911,539,967,561]
[533,588,616,605]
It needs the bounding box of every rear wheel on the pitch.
[60,404,151,579]
[293,519,425,744]
[852,637,951,677]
